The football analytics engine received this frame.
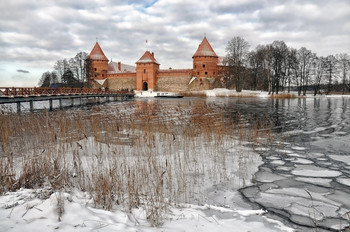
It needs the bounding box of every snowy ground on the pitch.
[0,188,294,232]
[202,88,350,99]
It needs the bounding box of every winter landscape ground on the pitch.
[0,89,349,232]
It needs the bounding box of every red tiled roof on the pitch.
[192,37,218,58]
[88,42,108,61]
[136,51,159,64]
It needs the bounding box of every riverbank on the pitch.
[180,88,350,98]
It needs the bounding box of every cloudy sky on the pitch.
[1,0,349,86]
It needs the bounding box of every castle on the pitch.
[88,37,224,91]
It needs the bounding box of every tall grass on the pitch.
[0,103,275,226]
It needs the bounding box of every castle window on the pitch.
[197,72,199,75]
[94,74,97,77]
[102,74,104,77]
[205,72,208,75]
[94,68,97,71]
[194,65,196,68]
[213,72,215,75]
[203,64,205,68]
[144,69,146,73]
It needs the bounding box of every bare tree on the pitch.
[270,41,288,94]
[54,59,69,82]
[68,52,88,82]
[311,56,325,95]
[336,53,350,94]
[324,55,338,94]
[297,47,314,95]
[286,48,298,93]
[38,71,59,87]
[225,36,250,92]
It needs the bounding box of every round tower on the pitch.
[192,37,219,78]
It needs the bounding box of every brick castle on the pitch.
[88,37,224,91]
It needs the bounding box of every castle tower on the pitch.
[192,37,219,78]
[88,42,109,80]
[136,51,160,90]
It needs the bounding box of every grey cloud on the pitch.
[17,69,30,73]
[209,0,265,14]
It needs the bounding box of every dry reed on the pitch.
[0,102,276,226]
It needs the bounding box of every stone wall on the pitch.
[188,77,222,91]
[104,77,136,91]
[156,75,192,92]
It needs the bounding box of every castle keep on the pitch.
[88,37,223,91]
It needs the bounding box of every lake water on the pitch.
[125,97,350,231]
[4,96,350,231]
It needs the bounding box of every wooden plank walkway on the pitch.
[0,87,134,112]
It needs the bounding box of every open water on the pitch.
[126,96,350,231]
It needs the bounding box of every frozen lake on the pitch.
[123,96,350,231]
[3,96,349,231]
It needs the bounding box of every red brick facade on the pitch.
[88,37,222,91]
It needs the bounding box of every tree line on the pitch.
[38,52,91,88]
[39,38,349,95]
[222,36,350,95]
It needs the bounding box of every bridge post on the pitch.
[79,97,82,105]
[17,102,21,113]
[29,100,34,112]
[59,98,63,109]
[70,98,74,107]
[49,99,53,111]
[94,97,96,103]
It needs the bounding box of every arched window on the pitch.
[203,64,205,68]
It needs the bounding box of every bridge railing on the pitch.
[0,87,133,97]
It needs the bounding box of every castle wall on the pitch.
[155,69,192,92]
[188,77,222,91]
[104,77,136,91]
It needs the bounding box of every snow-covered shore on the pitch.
[193,88,350,98]
[0,188,294,232]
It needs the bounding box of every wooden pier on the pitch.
[0,87,134,112]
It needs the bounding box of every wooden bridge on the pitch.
[0,87,134,112]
